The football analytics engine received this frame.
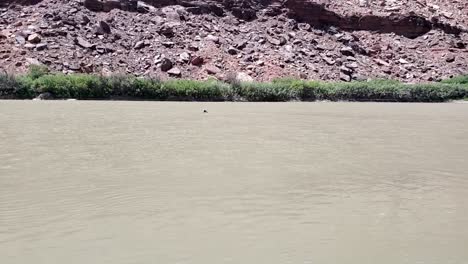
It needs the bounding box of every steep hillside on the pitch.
[1,0,467,81]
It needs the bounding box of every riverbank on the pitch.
[1,67,467,102]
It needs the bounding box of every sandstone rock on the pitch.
[24,43,36,49]
[95,46,108,54]
[68,64,81,71]
[227,46,238,55]
[137,1,156,13]
[26,58,43,66]
[205,34,220,43]
[340,65,353,75]
[84,0,104,11]
[167,67,181,76]
[235,40,248,50]
[15,35,26,45]
[36,43,48,51]
[191,56,204,66]
[340,72,351,82]
[75,37,94,49]
[27,33,41,44]
[236,72,254,82]
[134,41,146,49]
[205,65,221,74]
[322,56,335,65]
[179,52,190,62]
[297,23,311,31]
[340,46,354,56]
[160,58,173,71]
[268,37,286,46]
[84,0,128,12]
[81,15,90,25]
[374,58,390,66]
[454,41,466,49]
[101,67,113,77]
[346,62,359,69]
[162,41,175,47]
[446,54,455,63]
[158,25,175,38]
[188,43,199,51]
[96,20,111,35]
[398,58,409,64]
[35,92,53,100]
[82,64,94,73]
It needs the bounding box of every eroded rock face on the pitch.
[0,0,467,81]
[284,0,465,39]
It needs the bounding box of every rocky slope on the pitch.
[0,0,467,82]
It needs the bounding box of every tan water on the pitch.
[1,101,468,264]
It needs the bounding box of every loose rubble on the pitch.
[0,0,466,82]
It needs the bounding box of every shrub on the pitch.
[15,76,36,99]
[407,83,468,102]
[0,73,18,97]
[32,74,111,99]
[0,73,36,99]
[27,65,49,80]
[131,77,163,99]
[1,72,467,102]
[162,80,232,101]
[441,75,468,85]
[238,81,300,101]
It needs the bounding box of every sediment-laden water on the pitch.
[1,101,468,264]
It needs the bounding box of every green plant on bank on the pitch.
[0,66,467,102]
[441,75,468,85]
[27,65,49,80]
[0,72,16,97]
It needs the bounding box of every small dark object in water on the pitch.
[203,109,208,113]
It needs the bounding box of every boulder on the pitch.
[15,35,26,45]
[227,46,238,55]
[340,46,354,56]
[179,52,190,62]
[134,41,146,49]
[191,56,204,66]
[446,54,455,63]
[188,43,199,51]
[96,21,112,35]
[75,37,94,49]
[84,0,130,12]
[35,43,48,51]
[340,72,351,82]
[236,72,254,82]
[339,65,353,75]
[34,92,54,100]
[205,65,221,74]
[27,33,41,44]
[24,43,36,49]
[167,67,181,76]
[205,34,220,43]
[322,56,335,65]
[268,37,286,46]
[137,1,156,13]
[160,58,173,71]
[158,25,175,38]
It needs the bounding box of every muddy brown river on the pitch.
[1,101,468,264]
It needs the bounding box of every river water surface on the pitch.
[1,101,468,264]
